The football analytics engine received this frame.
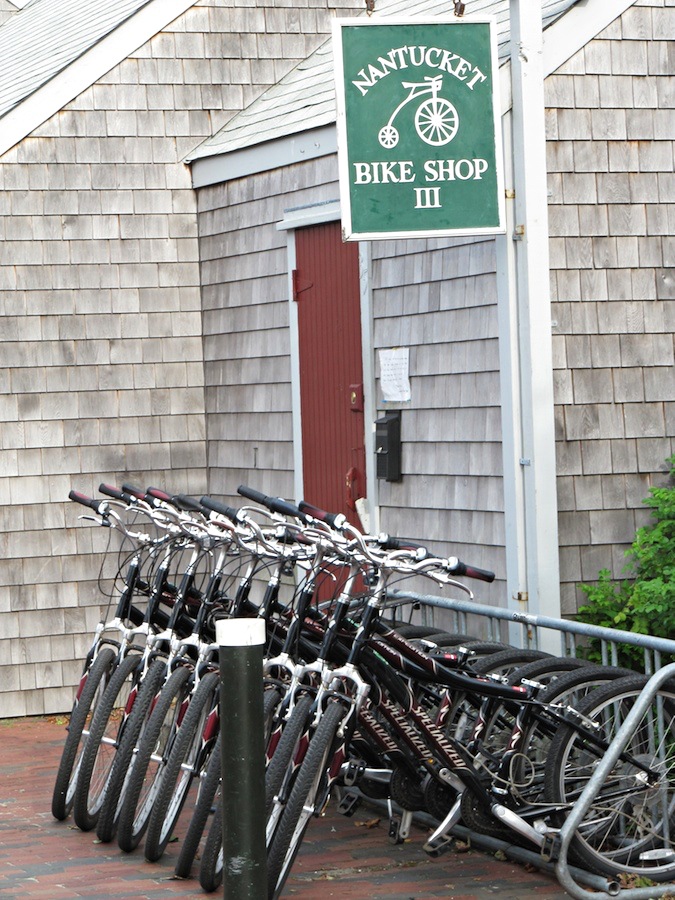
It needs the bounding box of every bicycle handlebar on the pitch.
[121,482,149,502]
[200,495,241,523]
[69,490,109,515]
[376,533,427,553]
[98,483,137,504]
[447,557,495,583]
[170,494,204,515]
[237,485,309,524]
[297,500,345,531]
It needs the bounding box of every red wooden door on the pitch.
[294,221,366,526]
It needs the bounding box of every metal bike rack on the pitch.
[554,662,675,900]
[388,588,675,673]
[386,589,675,898]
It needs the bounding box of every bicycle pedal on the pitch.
[337,791,361,817]
[422,833,454,858]
[540,832,561,862]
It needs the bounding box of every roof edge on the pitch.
[191,124,337,189]
[188,0,638,187]
[542,0,636,74]
[0,0,198,159]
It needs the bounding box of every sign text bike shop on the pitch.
[333,18,505,240]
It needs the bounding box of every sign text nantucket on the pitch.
[333,18,505,240]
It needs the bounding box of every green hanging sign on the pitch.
[333,18,505,240]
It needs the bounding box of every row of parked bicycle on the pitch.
[52,482,675,898]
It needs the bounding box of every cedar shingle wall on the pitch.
[548,0,675,615]
[0,0,362,716]
[370,235,504,600]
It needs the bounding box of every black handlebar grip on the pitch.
[146,486,173,504]
[236,485,268,505]
[121,482,147,501]
[237,485,308,523]
[69,490,107,514]
[448,558,495,583]
[200,496,240,522]
[172,494,204,514]
[99,483,134,503]
[268,497,308,523]
[378,534,427,553]
[297,500,343,530]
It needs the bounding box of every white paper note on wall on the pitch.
[379,347,411,403]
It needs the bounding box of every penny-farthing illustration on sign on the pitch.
[378,75,460,148]
[333,19,505,240]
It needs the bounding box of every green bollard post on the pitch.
[215,618,267,899]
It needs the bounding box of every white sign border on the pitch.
[332,16,506,242]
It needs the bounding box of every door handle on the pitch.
[345,466,359,511]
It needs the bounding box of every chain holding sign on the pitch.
[333,18,505,240]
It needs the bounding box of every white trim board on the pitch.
[542,0,636,76]
[0,0,198,159]
[191,126,338,190]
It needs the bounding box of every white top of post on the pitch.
[216,618,266,647]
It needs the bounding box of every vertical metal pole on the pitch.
[507,0,562,651]
[216,618,267,899]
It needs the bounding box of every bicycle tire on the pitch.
[393,624,442,639]
[179,684,281,882]
[426,632,479,646]
[463,641,516,661]
[174,731,222,878]
[198,796,223,893]
[73,652,141,831]
[470,647,551,678]
[95,657,168,843]
[505,655,590,686]
[51,646,117,821]
[265,693,315,820]
[262,685,284,744]
[267,700,346,899]
[144,671,220,862]
[117,664,192,853]
[545,673,675,881]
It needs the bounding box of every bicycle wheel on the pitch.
[117,665,192,853]
[476,664,632,798]
[415,97,459,145]
[265,693,315,820]
[470,648,551,678]
[267,700,347,899]
[174,732,222,878]
[73,652,141,831]
[180,684,279,881]
[199,795,223,893]
[545,673,675,881]
[144,671,220,862]
[96,657,168,843]
[505,655,590,686]
[51,646,117,821]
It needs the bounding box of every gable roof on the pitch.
[0,0,198,157]
[186,0,638,180]
[0,0,153,119]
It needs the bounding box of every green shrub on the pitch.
[577,456,675,670]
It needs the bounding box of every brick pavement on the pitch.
[0,716,570,899]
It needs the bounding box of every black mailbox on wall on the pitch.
[375,411,402,482]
